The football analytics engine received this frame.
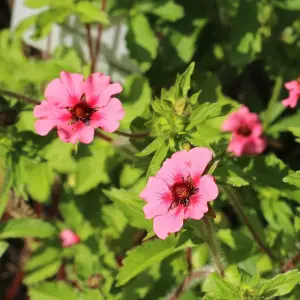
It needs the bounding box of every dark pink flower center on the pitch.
[168,175,198,211]
[68,94,98,126]
[237,125,252,137]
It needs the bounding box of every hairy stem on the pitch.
[223,185,277,261]
[95,130,113,142]
[281,250,300,272]
[91,0,107,73]
[0,89,39,105]
[203,216,224,277]
[114,130,150,138]
[85,24,94,72]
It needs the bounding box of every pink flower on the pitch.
[222,106,266,157]
[140,148,218,240]
[34,72,124,144]
[282,79,300,108]
[59,229,80,248]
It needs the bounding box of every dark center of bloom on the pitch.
[168,175,198,211]
[68,94,98,126]
[237,125,252,137]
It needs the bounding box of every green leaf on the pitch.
[179,62,195,97]
[283,171,300,188]
[117,236,178,286]
[151,1,184,22]
[203,272,241,300]
[75,2,109,24]
[0,219,56,239]
[74,140,115,195]
[0,170,12,218]
[0,241,9,257]
[136,137,165,157]
[82,290,104,300]
[25,0,73,8]
[26,162,55,203]
[25,247,61,284]
[121,74,152,129]
[126,13,158,71]
[146,140,169,178]
[258,270,300,297]
[29,282,78,300]
[103,188,151,230]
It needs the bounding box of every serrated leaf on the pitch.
[103,188,151,230]
[127,13,158,71]
[121,74,152,129]
[283,171,300,188]
[117,236,178,286]
[75,2,109,24]
[146,140,169,178]
[179,62,195,97]
[74,140,115,194]
[0,219,56,239]
[258,270,300,297]
[29,282,78,300]
[26,162,55,203]
[136,137,164,157]
[203,272,241,300]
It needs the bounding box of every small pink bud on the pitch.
[59,229,80,248]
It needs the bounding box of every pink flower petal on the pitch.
[153,207,184,239]
[228,136,246,157]
[78,126,95,144]
[34,119,56,136]
[84,73,111,107]
[57,125,78,144]
[97,83,123,107]
[45,72,84,107]
[184,175,218,220]
[91,98,125,132]
[285,80,300,91]
[140,177,172,219]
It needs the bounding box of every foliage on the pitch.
[0,0,300,299]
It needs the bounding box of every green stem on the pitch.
[263,76,283,129]
[203,216,224,277]
[222,186,277,261]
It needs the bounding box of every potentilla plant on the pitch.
[1,1,300,296]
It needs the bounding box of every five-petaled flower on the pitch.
[222,106,266,157]
[34,72,124,144]
[140,148,218,240]
[282,79,300,108]
[59,229,80,248]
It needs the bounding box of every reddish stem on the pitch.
[34,203,42,218]
[186,248,192,275]
[0,90,39,105]
[115,130,150,138]
[281,251,300,272]
[91,0,107,73]
[5,270,24,300]
[95,130,113,142]
[57,262,66,281]
[85,24,94,71]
